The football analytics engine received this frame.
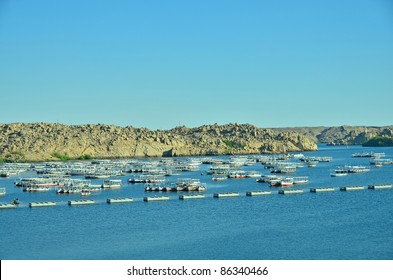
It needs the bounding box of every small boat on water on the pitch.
[102,179,122,189]
[23,186,51,192]
[212,176,227,181]
[270,177,293,187]
[128,175,165,184]
[307,161,318,167]
[85,174,110,179]
[293,176,309,184]
[245,171,262,178]
[331,172,347,177]
[227,170,246,179]
[330,168,348,177]
[347,165,370,173]
[271,166,296,174]
[374,162,383,168]
[257,175,282,183]
[81,189,91,196]
[280,177,294,187]
[56,187,82,194]
[0,187,6,196]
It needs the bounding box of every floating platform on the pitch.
[0,203,16,209]
[68,199,95,206]
[143,196,170,202]
[340,186,365,191]
[246,190,272,196]
[29,201,56,208]
[278,189,304,195]
[107,197,134,204]
[179,194,205,200]
[368,184,392,190]
[310,187,335,193]
[213,192,240,198]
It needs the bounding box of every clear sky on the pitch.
[0,0,392,130]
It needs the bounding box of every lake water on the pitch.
[1,145,393,260]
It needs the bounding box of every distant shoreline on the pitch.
[1,123,392,162]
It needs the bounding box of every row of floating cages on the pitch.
[2,183,392,210]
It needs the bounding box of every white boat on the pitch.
[330,168,348,177]
[128,175,165,184]
[85,174,110,179]
[227,170,246,178]
[102,179,122,189]
[23,186,51,192]
[347,165,370,173]
[293,176,309,184]
[245,171,262,178]
[280,177,294,187]
[0,187,6,196]
[307,161,318,167]
[212,176,227,181]
[259,175,283,184]
[374,162,383,168]
[270,177,293,187]
[370,158,393,165]
[81,189,91,196]
[330,172,348,177]
[271,164,296,174]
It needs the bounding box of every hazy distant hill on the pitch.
[0,123,317,162]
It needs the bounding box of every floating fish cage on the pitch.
[246,190,272,196]
[0,203,16,209]
[340,186,365,191]
[143,196,170,202]
[310,187,335,193]
[179,194,205,200]
[68,199,95,206]
[278,189,304,195]
[29,201,56,208]
[213,192,240,198]
[107,197,134,204]
[368,184,392,190]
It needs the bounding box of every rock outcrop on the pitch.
[277,126,393,146]
[0,123,317,162]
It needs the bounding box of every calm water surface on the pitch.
[1,145,392,259]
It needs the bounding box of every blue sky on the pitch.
[0,0,392,129]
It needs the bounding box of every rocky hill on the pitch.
[0,123,317,162]
[275,125,393,145]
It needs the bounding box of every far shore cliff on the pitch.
[0,123,317,162]
[1,123,392,162]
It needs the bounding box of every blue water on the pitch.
[1,145,393,260]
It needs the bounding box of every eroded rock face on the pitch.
[0,123,317,161]
[278,126,393,146]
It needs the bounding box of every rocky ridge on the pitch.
[0,123,317,162]
[276,125,393,146]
